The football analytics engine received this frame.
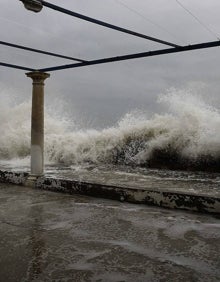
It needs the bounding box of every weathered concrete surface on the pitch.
[0,170,28,185]
[0,170,220,214]
[36,177,220,214]
[0,183,220,282]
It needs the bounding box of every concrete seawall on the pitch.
[0,170,220,214]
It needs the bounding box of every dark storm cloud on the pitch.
[1,0,220,127]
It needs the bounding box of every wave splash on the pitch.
[1,88,220,171]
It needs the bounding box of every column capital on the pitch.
[26,71,50,83]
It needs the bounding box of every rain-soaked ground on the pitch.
[0,183,219,282]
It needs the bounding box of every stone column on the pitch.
[26,71,50,176]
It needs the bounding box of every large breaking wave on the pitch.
[1,88,220,171]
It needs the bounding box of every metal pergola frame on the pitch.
[1,0,220,177]
[1,1,220,73]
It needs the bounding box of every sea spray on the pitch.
[158,89,220,159]
[0,100,30,159]
[0,96,69,160]
[1,88,220,171]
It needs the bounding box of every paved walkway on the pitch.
[0,183,220,282]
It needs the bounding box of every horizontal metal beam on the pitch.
[0,40,87,63]
[0,62,35,71]
[1,40,220,73]
[39,40,220,72]
[42,1,179,48]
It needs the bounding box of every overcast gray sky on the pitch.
[1,0,220,128]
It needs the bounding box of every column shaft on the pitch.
[26,72,50,175]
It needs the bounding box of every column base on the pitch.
[25,174,42,188]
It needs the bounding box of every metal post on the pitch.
[26,71,50,176]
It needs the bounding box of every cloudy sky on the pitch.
[1,0,220,128]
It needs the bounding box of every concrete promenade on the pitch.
[0,183,220,282]
[0,170,220,214]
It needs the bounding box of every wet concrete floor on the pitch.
[0,183,220,282]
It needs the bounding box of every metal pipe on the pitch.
[42,1,179,48]
[0,40,87,63]
[39,40,220,72]
[0,62,35,71]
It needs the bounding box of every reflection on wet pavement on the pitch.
[0,183,219,282]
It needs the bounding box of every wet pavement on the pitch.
[0,183,220,282]
[1,161,220,198]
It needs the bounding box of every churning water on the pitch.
[1,88,220,172]
[1,87,220,193]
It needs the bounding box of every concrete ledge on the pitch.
[0,170,29,185]
[0,170,220,214]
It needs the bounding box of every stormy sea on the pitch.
[1,88,220,194]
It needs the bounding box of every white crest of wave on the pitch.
[0,95,69,160]
[0,99,30,159]
[45,88,220,165]
[156,89,220,159]
[1,88,220,165]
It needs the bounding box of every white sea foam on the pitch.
[1,88,220,168]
